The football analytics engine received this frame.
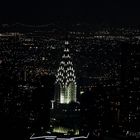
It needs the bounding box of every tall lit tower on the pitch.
[55,41,77,104]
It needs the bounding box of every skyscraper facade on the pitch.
[50,41,80,135]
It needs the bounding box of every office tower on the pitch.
[50,41,80,135]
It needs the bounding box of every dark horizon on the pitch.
[0,0,140,25]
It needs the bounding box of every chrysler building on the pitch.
[55,41,77,104]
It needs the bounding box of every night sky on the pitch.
[0,0,140,25]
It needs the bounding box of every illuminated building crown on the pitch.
[55,41,77,104]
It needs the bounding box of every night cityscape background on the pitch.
[0,0,140,140]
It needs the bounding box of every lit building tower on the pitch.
[55,41,77,104]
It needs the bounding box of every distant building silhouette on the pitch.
[120,42,140,132]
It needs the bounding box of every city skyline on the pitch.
[0,5,140,138]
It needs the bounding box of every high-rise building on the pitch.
[50,41,80,135]
[55,41,77,104]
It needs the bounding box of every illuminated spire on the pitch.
[55,41,77,104]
